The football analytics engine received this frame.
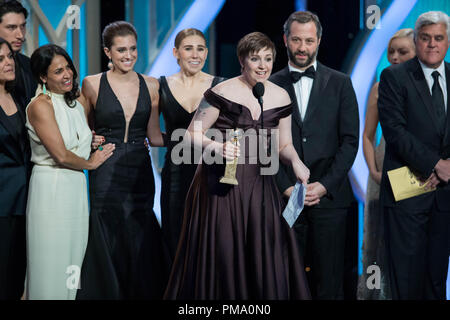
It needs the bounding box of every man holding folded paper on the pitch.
[378,11,450,300]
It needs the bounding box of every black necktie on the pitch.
[431,71,446,134]
[290,66,315,83]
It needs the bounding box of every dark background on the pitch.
[215,0,361,76]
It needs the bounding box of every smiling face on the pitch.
[415,22,449,68]
[174,35,208,75]
[241,47,274,86]
[0,43,15,83]
[0,12,26,52]
[104,34,137,73]
[284,21,320,70]
[42,54,73,94]
[387,36,415,64]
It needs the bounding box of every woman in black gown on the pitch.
[0,38,30,300]
[77,21,167,299]
[148,28,224,263]
[164,32,311,300]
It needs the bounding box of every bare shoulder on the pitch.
[142,75,159,102]
[82,74,101,94]
[142,74,160,92]
[202,72,215,84]
[82,73,101,88]
[266,80,291,105]
[27,94,54,119]
[210,77,238,96]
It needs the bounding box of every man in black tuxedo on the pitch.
[270,11,359,299]
[378,11,450,300]
[0,0,37,109]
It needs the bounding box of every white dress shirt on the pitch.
[419,60,448,112]
[288,60,317,121]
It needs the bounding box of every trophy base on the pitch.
[219,177,239,185]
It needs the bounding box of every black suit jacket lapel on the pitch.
[408,57,441,136]
[443,62,450,148]
[280,66,302,128]
[303,62,329,123]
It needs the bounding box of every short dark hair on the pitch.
[0,37,15,93]
[30,44,80,108]
[283,11,322,39]
[237,32,276,63]
[102,21,137,49]
[0,0,28,23]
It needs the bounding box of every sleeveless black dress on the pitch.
[159,76,224,262]
[77,72,167,299]
[164,89,311,300]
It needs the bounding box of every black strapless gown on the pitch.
[77,72,168,299]
[164,89,311,300]
[159,76,224,263]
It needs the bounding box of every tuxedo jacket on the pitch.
[378,57,450,211]
[0,98,31,217]
[14,53,37,111]
[270,63,359,209]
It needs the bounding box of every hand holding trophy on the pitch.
[220,129,243,185]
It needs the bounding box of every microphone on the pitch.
[252,82,264,107]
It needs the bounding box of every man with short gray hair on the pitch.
[378,10,450,299]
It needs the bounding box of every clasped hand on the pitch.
[433,159,450,184]
[292,161,326,206]
[419,159,450,189]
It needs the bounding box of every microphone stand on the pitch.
[257,95,265,296]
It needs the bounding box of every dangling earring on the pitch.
[42,82,51,99]
[108,58,113,70]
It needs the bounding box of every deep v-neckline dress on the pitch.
[77,72,168,299]
[158,75,224,264]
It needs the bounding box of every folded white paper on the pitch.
[282,182,306,228]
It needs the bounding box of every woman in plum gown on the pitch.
[164,32,311,300]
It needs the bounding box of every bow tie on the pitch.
[290,66,315,83]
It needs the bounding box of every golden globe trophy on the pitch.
[220,129,243,185]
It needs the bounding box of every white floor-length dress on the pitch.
[25,92,91,300]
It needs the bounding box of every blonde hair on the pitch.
[388,28,414,51]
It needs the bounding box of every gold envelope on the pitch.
[387,166,436,201]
